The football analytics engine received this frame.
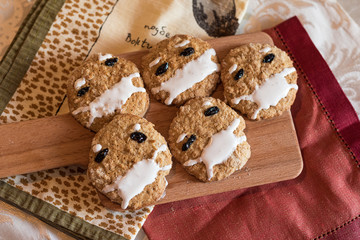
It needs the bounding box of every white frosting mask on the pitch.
[151,48,219,105]
[183,118,246,180]
[102,145,171,209]
[72,73,145,127]
[232,67,298,119]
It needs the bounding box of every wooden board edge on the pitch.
[287,113,304,179]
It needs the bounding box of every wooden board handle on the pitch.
[0,114,93,178]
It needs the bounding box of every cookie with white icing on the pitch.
[141,34,220,106]
[87,114,172,211]
[67,53,150,132]
[221,43,298,120]
[168,97,251,182]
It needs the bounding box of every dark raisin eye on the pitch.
[180,47,195,56]
[95,148,108,163]
[155,63,169,76]
[263,53,275,63]
[182,135,196,151]
[234,69,244,81]
[204,106,219,116]
[130,132,147,143]
[77,86,89,97]
[104,57,118,66]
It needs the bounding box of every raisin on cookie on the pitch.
[67,53,149,132]
[221,43,298,120]
[141,34,220,106]
[168,97,251,182]
[87,114,172,211]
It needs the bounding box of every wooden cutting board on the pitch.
[0,32,303,209]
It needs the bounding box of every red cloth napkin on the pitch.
[143,17,360,240]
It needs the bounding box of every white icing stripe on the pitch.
[74,78,86,90]
[175,40,190,48]
[99,53,113,61]
[183,118,246,180]
[229,64,238,74]
[102,144,171,209]
[149,57,161,68]
[72,73,145,127]
[176,133,187,143]
[259,47,272,53]
[92,144,102,153]
[151,48,219,105]
[202,100,212,106]
[232,67,298,119]
[134,123,141,131]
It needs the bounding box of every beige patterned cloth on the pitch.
[0,0,359,239]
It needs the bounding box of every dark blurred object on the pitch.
[192,0,239,37]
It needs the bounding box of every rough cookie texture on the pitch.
[221,43,298,120]
[87,114,172,211]
[168,97,251,182]
[67,54,149,132]
[141,34,220,106]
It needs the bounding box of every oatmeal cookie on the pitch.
[67,53,149,132]
[142,34,220,106]
[168,97,250,182]
[221,43,298,120]
[87,114,172,211]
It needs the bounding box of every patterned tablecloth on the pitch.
[0,0,359,239]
